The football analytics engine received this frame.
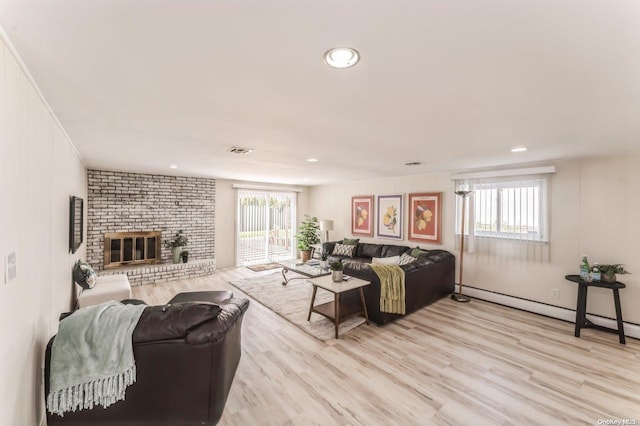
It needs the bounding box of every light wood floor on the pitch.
[132,268,640,425]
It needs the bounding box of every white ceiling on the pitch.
[1,1,640,185]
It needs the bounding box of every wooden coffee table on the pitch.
[307,275,370,339]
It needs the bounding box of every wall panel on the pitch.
[0,33,87,426]
[309,156,640,324]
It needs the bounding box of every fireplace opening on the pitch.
[104,231,161,269]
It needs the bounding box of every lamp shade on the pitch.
[320,220,334,231]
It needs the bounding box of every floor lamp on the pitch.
[452,190,471,303]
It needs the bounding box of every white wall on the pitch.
[0,33,87,425]
[215,179,309,268]
[309,156,640,325]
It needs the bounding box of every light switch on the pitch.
[5,252,16,283]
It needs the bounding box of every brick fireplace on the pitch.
[87,170,216,285]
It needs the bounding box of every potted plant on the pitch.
[295,215,320,262]
[330,261,344,282]
[181,250,189,263]
[320,251,329,269]
[164,230,188,264]
[592,264,629,283]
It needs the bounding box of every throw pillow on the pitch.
[332,243,356,257]
[398,252,417,266]
[410,248,430,258]
[72,260,96,290]
[342,238,360,246]
[372,255,400,265]
[132,302,222,344]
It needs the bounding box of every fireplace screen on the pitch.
[104,231,161,269]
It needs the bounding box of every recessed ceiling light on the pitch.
[323,47,360,69]
[511,147,528,153]
[169,165,178,169]
[306,158,319,163]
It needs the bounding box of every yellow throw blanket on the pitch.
[369,264,406,315]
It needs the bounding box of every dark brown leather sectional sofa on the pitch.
[324,241,455,325]
[45,297,249,425]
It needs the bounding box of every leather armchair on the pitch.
[45,298,249,426]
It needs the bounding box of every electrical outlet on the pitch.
[4,252,16,283]
[551,288,560,299]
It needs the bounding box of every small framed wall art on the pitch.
[376,194,403,239]
[408,192,442,244]
[351,195,374,237]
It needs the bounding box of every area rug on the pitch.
[229,272,366,341]
[246,262,283,272]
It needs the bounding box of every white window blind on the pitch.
[453,167,554,263]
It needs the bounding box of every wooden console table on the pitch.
[565,274,626,344]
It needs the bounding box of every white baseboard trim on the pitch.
[455,284,640,340]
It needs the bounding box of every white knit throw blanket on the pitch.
[47,301,146,416]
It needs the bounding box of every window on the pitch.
[236,189,297,266]
[453,166,554,262]
[467,178,547,242]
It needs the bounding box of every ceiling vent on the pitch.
[228,147,253,155]
[404,161,422,166]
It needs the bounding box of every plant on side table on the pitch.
[295,215,320,262]
[164,230,188,264]
[592,264,630,283]
[330,261,344,282]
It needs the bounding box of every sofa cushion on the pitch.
[133,302,222,343]
[332,243,356,257]
[342,238,359,246]
[357,243,384,259]
[372,255,400,265]
[410,248,431,258]
[381,245,410,257]
[398,252,417,266]
[73,260,96,290]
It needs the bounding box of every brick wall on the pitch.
[87,170,215,272]
[98,259,217,287]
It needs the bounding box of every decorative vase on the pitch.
[331,270,343,282]
[172,247,182,264]
[181,254,189,263]
[320,260,327,269]
[602,272,617,283]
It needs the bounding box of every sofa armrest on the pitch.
[186,298,250,344]
[322,241,338,256]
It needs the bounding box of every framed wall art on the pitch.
[408,192,442,244]
[376,194,403,239]
[351,195,374,237]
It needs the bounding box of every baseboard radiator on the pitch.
[455,284,640,340]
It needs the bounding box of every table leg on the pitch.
[613,288,626,344]
[358,287,369,325]
[281,267,289,286]
[307,285,318,321]
[574,284,588,338]
[334,292,340,339]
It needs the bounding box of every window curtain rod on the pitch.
[232,183,304,193]
[450,166,556,181]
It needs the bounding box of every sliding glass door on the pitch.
[236,189,297,266]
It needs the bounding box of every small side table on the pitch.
[307,275,370,339]
[565,274,626,344]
